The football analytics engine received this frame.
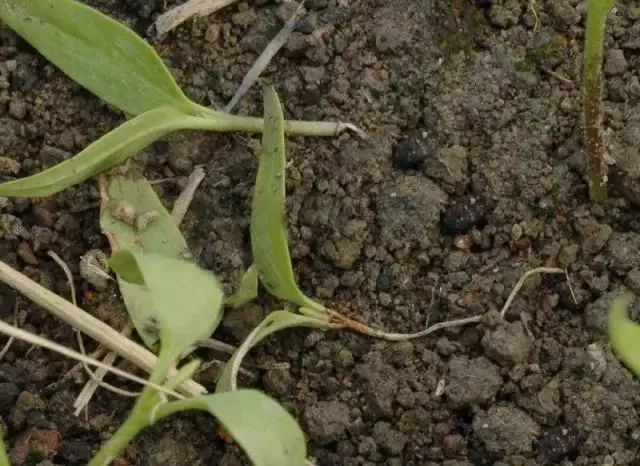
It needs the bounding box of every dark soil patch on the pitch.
[1,0,640,465]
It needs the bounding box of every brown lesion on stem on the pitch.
[583,68,607,203]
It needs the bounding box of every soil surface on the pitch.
[1,0,640,465]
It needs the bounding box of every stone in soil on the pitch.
[472,405,540,456]
[303,401,350,445]
[393,131,436,170]
[481,321,533,366]
[377,175,447,249]
[356,351,399,418]
[441,195,491,235]
[445,356,502,409]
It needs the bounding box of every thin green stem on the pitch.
[191,104,349,137]
[0,433,9,466]
[583,0,615,204]
[88,350,176,466]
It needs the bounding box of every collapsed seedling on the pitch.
[583,0,616,203]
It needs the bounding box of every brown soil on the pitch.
[1,0,640,465]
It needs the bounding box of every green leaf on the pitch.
[108,251,145,285]
[100,173,192,349]
[157,389,306,466]
[609,294,640,377]
[0,0,195,116]
[251,87,323,311]
[109,250,224,359]
[225,265,259,308]
[0,432,8,466]
[0,106,201,198]
[100,174,188,258]
[217,310,329,392]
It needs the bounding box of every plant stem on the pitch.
[583,0,615,204]
[88,388,162,466]
[0,433,9,466]
[192,104,351,137]
[88,351,175,466]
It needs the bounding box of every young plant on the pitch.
[218,87,486,391]
[0,0,351,198]
[583,0,616,203]
[93,170,308,464]
[609,294,640,377]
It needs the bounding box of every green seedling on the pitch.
[92,171,309,464]
[0,0,351,198]
[609,294,640,377]
[583,0,616,203]
[0,433,8,465]
[225,265,260,308]
[250,88,328,318]
[90,387,306,466]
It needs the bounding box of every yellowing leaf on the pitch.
[0,0,195,116]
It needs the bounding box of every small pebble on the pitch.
[17,241,38,265]
[0,156,20,175]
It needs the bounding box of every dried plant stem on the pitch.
[48,250,139,410]
[155,0,239,36]
[0,318,181,399]
[0,306,17,362]
[171,166,206,225]
[499,267,566,318]
[0,260,205,397]
[583,0,615,204]
[225,2,303,112]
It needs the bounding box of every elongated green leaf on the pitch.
[0,0,195,116]
[0,107,200,198]
[251,87,323,311]
[217,310,329,392]
[225,265,259,308]
[609,294,640,377]
[157,389,306,466]
[0,432,8,466]
[109,250,224,359]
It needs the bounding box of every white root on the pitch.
[171,166,206,226]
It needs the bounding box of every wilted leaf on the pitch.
[157,389,306,466]
[217,310,329,392]
[0,0,195,116]
[0,107,199,198]
[251,87,323,312]
[609,294,640,377]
